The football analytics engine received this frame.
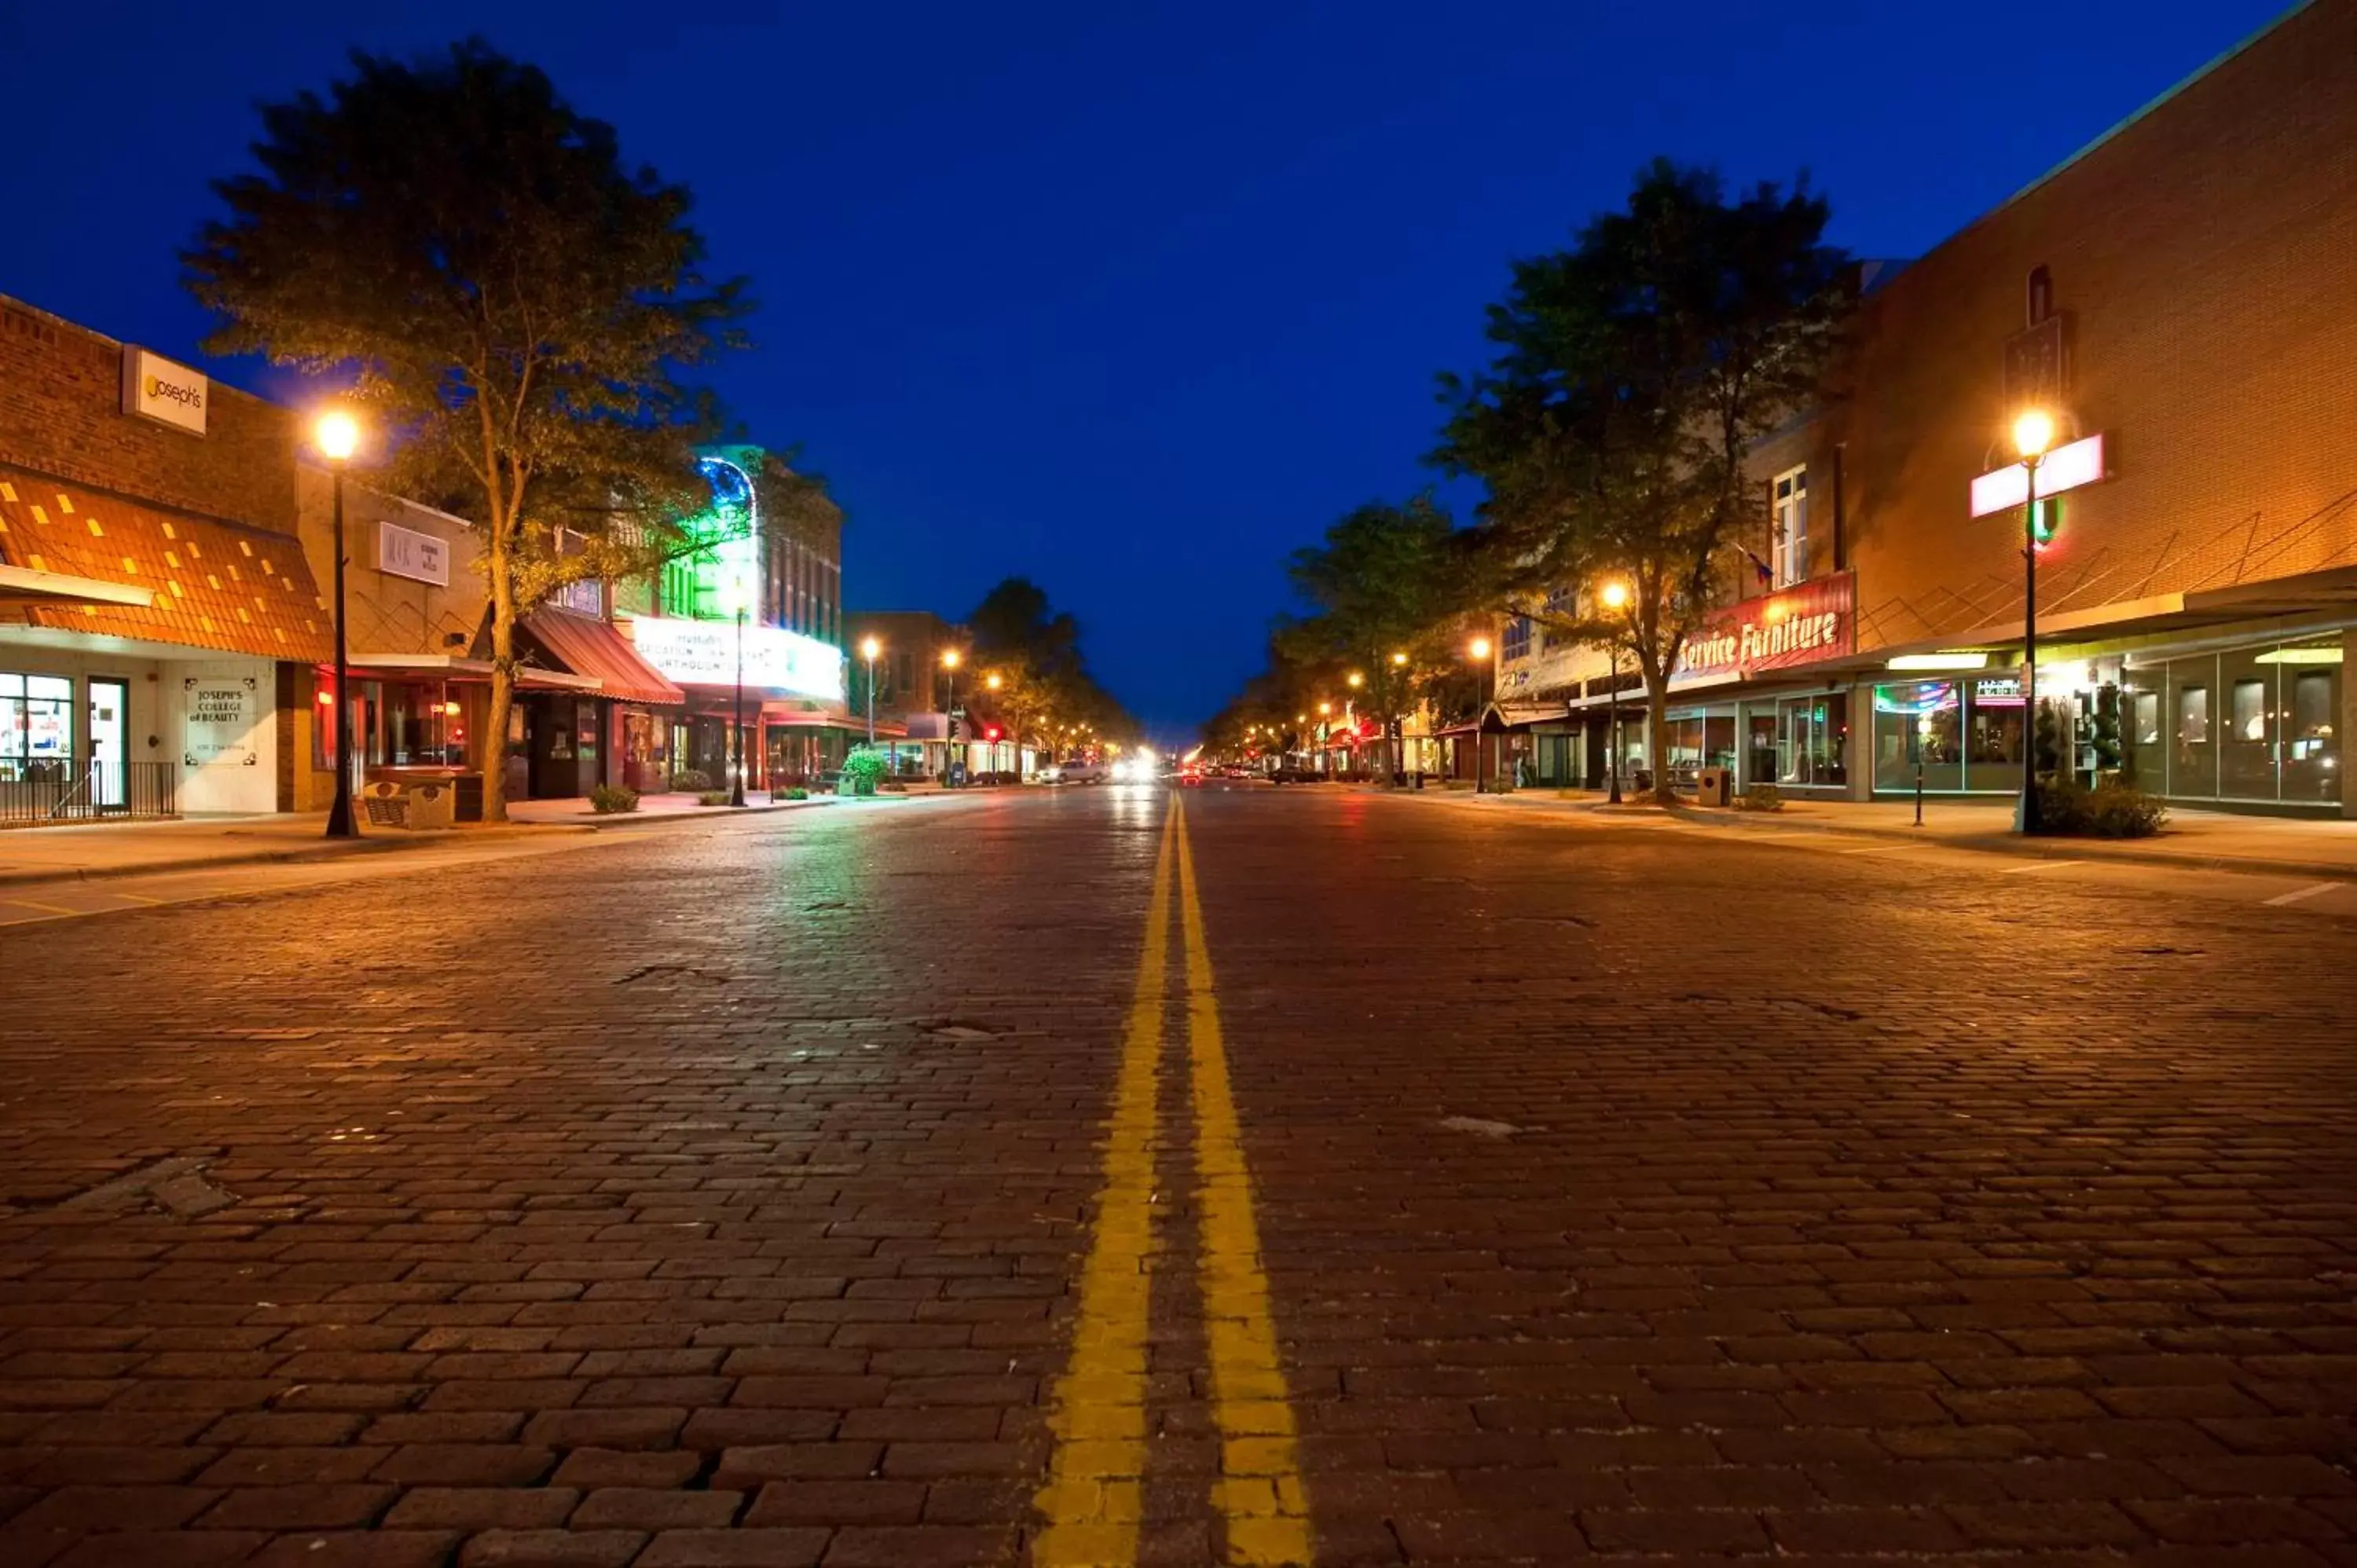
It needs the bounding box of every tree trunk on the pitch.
[483,545,516,823]
[1644,665,1674,803]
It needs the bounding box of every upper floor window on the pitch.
[1772,466,1809,588]
[1502,615,1533,662]
[2026,264,2053,327]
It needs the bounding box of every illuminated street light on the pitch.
[1391,650,1408,667]
[721,573,751,806]
[2013,408,2056,833]
[1347,671,1364,690]
[860,635,882,746]
[313,410,362,840]
[1597,580,1633,804]
[940,648,964,786]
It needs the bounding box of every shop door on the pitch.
[88,677,128,809]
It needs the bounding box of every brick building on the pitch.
[1494,0,2356,816]
[1,294,328,821]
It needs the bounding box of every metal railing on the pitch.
[0,755,179,826]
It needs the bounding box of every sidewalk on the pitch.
[0,790,863,889]
[1432,786,2357,880]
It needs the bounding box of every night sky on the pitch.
[2,0,2287,737]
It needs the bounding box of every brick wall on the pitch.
[0,295,298,537]
[1810,0,2357,654]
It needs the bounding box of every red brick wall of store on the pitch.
[1778,0,2357,655]
[0,295,299,537]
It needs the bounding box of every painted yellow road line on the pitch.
[1033,805,1178,1568]
[1174,802,1313,1566]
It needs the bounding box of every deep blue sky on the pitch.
[1,1,2288,736]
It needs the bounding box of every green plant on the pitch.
[2033,700,2066,778]
[2035,779,2167,838]
[783,786,809,801]
[669,768,713,793]
[841,746,889,798]
[696,790,732,807]
[1736,782,1784,812]
[588,783,639,815]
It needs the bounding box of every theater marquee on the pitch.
[1674,571,1855,684]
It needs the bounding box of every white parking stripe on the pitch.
[2263,881,2344,907]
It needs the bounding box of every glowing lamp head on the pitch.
[1317,701,1332,716]
[985,672,1003,691]
[1468,636,1492,661]
[2013,408,2055,462]
[940,648,962,670]
[860,636,882,661]
[313,410,360,463]
[1347,672,1364,689]
[1390,650,1408,666]
[1600,580,1630,612]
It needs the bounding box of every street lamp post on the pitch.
[730,587,748,808]
[860,635,882,747]
[940,648,962,785]
[1600,581,1630,806]
[1389,649,1409,784]
[1467,636,1493,791]
[2012,409,2055,835]
[314,412,361,840]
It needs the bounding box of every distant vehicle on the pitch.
[1043,759,1110,784]
[1111,756,1159,783]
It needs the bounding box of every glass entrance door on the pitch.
[89,677,128,810]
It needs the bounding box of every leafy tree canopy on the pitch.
[185,38,750,819]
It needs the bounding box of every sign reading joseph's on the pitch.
[624,615,845,702]
[1675,571,1855,684]
[121,347,209,436]
[184,676,258,768]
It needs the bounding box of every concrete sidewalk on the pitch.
[0,790,874,888]
[1433,786,2357,880]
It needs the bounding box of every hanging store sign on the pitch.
[184,676,258,768]
[376,520,451,586]
[1675,571,1854,684]
[623,614,845,702]
[120,347,209,435]
[1970,433,2106,517]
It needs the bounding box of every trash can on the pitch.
[361,780,410,829]
[1695,766,1732,807]
[406,781,455,830]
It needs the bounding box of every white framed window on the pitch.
[1772,466,1809,588]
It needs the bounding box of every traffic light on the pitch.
[2033,496,2060,551]
[985,725,1003,742]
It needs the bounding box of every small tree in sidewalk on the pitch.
[1435,160,1849,800]
[185,39,749,822]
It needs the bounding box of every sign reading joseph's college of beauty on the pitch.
[1674,570,1855,684]
[184,676,258,768]
[120,347,209,436]
[624,614,845,702]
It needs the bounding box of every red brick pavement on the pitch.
[0,786,2351,1565]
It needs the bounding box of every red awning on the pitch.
[520,607,685,706]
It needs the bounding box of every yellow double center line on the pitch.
[1034,800,1311,1567]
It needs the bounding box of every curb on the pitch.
[1412,788,2357,884]
[1666,807,2357,884]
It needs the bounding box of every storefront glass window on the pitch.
[2167,656,2217,798]
[1874,682,1963,791]
[2221,647,2277,799]
[2284,661,2341,804]
[1774,693,1847,786]
[2,673,75,766]
[2124,676,2165,792]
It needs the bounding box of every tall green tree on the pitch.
[1276,496,1474,780]
[185,39,749,821]
[966,577,1138,759]
[1435,159,1849,797]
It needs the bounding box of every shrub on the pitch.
[1735,782,1784,812]
[588,783,639,815]
[2035,779,2167,838]
[841,746,889,797]
[696,790,733,807]
[669,768,713,793]
[783,786,809,801]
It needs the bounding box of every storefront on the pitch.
[2121,632,2343,810]
[619,611,853,793]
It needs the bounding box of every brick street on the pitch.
[2,788,2352,1566]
